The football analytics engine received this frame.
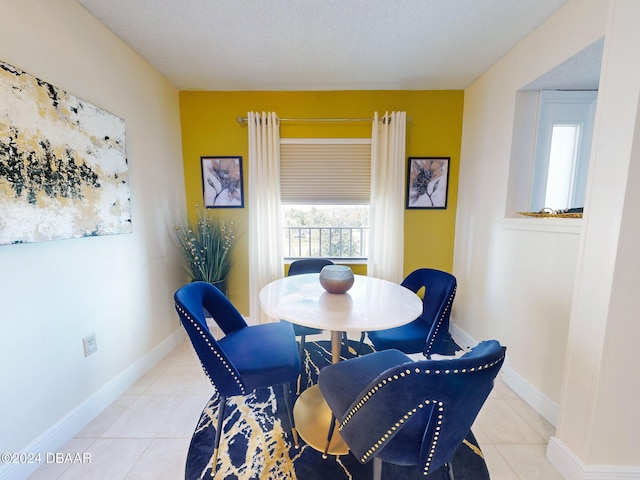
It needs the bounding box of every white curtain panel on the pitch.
[247,112,283,324]
[368,111,407,283]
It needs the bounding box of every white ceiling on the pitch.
[523,38,603,91]
[77,0,570,91]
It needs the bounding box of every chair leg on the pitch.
[355,332,367,356]
[299,334,306,365]
[446,462,455,480]
[297,335,307,395]
[282,383,299,448]
[212,395,227,475]
[340,332,348,356]
[322,414,337,459]
[372,457,382,480]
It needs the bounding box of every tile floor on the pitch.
[28,337,564,480]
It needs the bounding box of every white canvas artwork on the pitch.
[0,60,131,245]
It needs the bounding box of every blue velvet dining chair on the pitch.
[286,258,335,360]
[174,281,300,474]
[365,268,458,357]
[318,340,506,480]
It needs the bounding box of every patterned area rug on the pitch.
[185,340,490,480]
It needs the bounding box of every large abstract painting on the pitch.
[0,60,131,245]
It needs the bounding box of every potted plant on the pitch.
[174,206,237,295]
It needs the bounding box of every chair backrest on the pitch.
[174,281,249,396]
[337,340,505,475]
[287,258,334,276]
[401,268,457,355]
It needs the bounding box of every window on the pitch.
[282,205,369,259]
[280,139,371,260]
[505,39,602,221]
[506,90,598,217]
[529,90,597,212]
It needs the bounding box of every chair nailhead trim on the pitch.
[339,353,505,475]
[175,303,245,394]
[426,286,456,354]
[355,399,442,465]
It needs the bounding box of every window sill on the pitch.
[284,258,367,265]
[501,217,582,234]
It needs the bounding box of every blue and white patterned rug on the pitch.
[185,340,490,480]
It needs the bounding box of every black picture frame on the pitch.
[201,156,244,208]
[406,157,450,209]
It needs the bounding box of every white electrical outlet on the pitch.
[83,333,97,357]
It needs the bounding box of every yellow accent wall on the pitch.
[179,90,463,314]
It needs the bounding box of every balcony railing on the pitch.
[284,226,368,259]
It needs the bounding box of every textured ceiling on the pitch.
[523,38,603,91]
[77,0,569,91]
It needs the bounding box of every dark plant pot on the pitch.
[211,279,228,296]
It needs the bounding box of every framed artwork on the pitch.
[406,157,450,209]
[0,60,131,246]
[201,156,244,208]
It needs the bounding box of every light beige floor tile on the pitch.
[480,444,521,480]
[173,349,201,367]
[123,438,191,480]
[496,444,564,480]
[126,357,177,395]
[100,394,184,438]
[57,438,151,480]
[474,399,546,445]
[144,363,213,395]
[162,339,190,357]
[471,421,491,446]
[75,394,139,438]
[157,394,211,438]
[490,376,520,399]
[163,341,199,366]
[27,438,96,480]
[505,398,556,442]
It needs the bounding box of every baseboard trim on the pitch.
[0,328,184,480]
[449,321,559,427]
[546,437,640,480]
[502,364,558,427]
[449,321,477,350]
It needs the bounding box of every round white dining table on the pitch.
[259,273,422,455]
[259,273,422,362]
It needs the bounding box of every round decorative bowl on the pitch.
[319,265,354,294]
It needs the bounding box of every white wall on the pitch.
[553,0,640,468]
[454,0,608,407]
[456,0,640,474]
[0,0,186,473]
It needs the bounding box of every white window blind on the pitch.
[280,139,371,205]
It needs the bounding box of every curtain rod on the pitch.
[236,116,374,124]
